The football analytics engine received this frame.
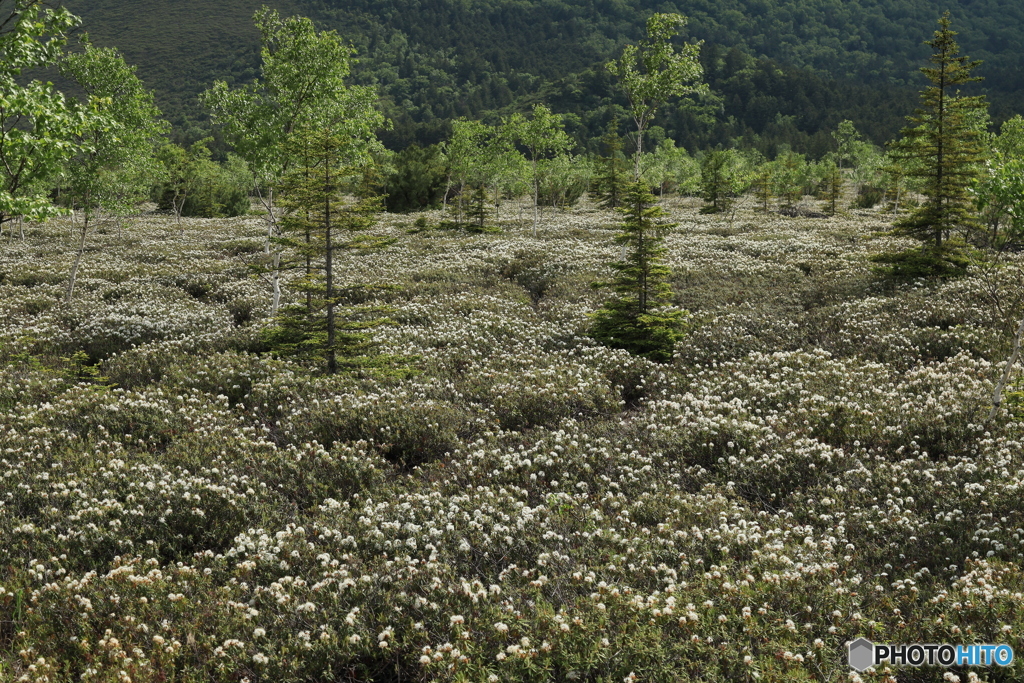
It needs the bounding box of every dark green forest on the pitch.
[61,0,1024,155]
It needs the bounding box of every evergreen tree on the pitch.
[821,154,843,217]
[890,12,988,256]
[751,154,776,213]
[590,182,685,362]
[268,123,385,374]
[466,184,489,231]
[699,149,741,214]
[591,122,629,208]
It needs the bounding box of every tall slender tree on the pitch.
[607,12,706,181]
[591,121,629,208]
[269,92,385,374]
[59,39,167,301]
[203,8,375,316]
[891,12,988,254]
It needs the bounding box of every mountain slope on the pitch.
[59,0,1023,151]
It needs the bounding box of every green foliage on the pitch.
[202,7,371,196]
[699,148,745,214]
[59,38,167,218]
[870,243,972,280]
[440,117,492,223]
[975,115,1024,249]
[383,143,446,212]
[590,122,629,208]
[506,104,571,231]
[890,13,989,253]
[154,142,250,219]
[0,1,89,225]
[465,185,489,231]
[608,12,707,178]
[590,181,686,363]
[819,154,843,216]
[269,115,387,374]
[537,154,590,211]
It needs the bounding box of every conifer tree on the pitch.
[466,184,489,231]
[751,154,776,213]
[590,182,685,362]
[699,149,740,214]
[821,154,843,217]
[891,12,988,255]
[591,122,629,208]
[267,125,383,374]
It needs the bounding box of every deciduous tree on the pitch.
[203,8,376,315]
[59,39,167,300]
[607,12,707,181]
[0,2,87,231]
[507,104,570,235]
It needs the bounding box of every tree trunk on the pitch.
[66,216,90,303]
[324,165,336,375]
[989,315,1024,421]
[532,157,539,238]
[256,185,282,318]
[442,174,452,215]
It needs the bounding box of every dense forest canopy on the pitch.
[60,0,1024,154]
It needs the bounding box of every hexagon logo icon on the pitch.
[848,638,875,672]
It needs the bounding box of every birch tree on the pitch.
[507,104,570,236]
[607,13,707,181]
[202,7,374,316]
[59,39,166,301]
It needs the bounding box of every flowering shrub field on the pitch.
[1,202,1024,683]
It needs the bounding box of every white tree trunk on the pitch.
[255,185,282,318]
[66,219,89,303]
[532,170,539,238]
[989,315,1024,421]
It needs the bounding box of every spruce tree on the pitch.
[591,123,629,208]
[466,184,489,231]
[590,182,686,363]
[891,12,988,257]
[699,149,738,214]
[268,123,385,374]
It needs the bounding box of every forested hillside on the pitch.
[62,0,1024,153]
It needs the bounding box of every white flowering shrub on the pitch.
[1,205,1023,681]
